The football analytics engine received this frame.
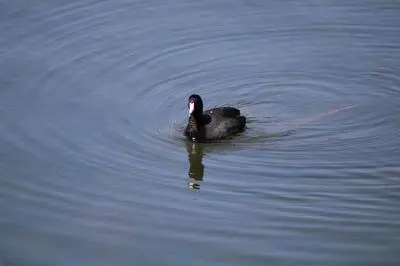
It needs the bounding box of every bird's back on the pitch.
[204,107,241,118]
[202,107,246,140]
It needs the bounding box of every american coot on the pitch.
[184,94,246,142]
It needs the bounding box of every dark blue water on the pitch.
[1,0,400,265]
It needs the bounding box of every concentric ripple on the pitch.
[1,0,400,265]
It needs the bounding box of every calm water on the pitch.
[1,0,400,265]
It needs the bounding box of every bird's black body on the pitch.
[184,94,246,142]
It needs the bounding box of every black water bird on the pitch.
[184,94,246,142]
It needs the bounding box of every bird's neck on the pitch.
[186,109,204,141]
[188,114,200,130]
[192,107,203,122]
[191,112,203,126]
[185,115,199,141]
[188,114,203,131]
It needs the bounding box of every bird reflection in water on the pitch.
[186,141,205,189]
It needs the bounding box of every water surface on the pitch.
[1,0,400,265]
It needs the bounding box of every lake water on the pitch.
[1,0,400,265]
